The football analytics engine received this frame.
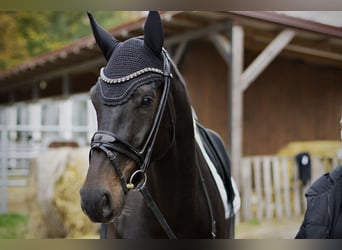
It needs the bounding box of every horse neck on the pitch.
[147,78,199,209]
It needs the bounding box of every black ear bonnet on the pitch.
[88,11,165,106]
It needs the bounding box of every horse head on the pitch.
[80,11,174,223]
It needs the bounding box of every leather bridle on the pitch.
[89,48,177,238]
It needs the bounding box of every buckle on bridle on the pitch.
[106,151,117,161]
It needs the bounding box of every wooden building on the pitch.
[0,11,341,186]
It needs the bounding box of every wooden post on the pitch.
[1,125,8,213]
[253,157,263,220]
[229,23,244,188]
[29,103,42,141]
[281,157,291,218]
[62,74,71,96]
[272,157,283,219]
[241,157,252,220]
[263,157,273,219]
[59,99,73,140]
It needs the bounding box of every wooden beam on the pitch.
[172,41,188,66]
[242,26,342,63]
[0,57,105,93]
[165,21,230,47]
[241,29,295,92]
[229,23,244,189]
[210,33,231,65]
[286,43,342,62]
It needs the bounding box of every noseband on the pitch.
[89,49,177,238]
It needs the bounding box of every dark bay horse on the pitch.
[80,11,239,239]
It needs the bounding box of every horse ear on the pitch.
[87,11,119,61]
[144,11,164,56]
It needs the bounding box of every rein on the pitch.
[90,49,177,239]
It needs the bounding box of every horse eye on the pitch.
[141,96,154,106]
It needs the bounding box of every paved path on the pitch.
[235,217,303,239]
[74,217,304,239]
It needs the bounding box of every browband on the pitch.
[100,67,164,84]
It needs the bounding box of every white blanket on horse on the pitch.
[193,116,240,219]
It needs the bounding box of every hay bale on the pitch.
[26,147,99,238]
[52,148,99,238]
[277,140,342,157]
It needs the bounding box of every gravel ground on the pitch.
[76,216,304,239]
[235,216,303,239]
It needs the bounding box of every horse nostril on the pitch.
[80,188,115,222]
[100,193,113,218]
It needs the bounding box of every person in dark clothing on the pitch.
[295,166,342,238]
[295,116,342,239]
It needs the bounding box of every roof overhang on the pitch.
[0,11,341,93]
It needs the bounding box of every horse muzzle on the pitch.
[80,187,115,223]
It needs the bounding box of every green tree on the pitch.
[0,11,137,70]
[0,12,29,69]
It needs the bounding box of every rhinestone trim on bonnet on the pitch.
[100,67,164,84]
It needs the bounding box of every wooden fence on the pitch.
[0,124,95,213]
[1,120,341,220]
[239,155,342,222]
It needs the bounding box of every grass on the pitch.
[0,213,28,238]
[246,218,261,225]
